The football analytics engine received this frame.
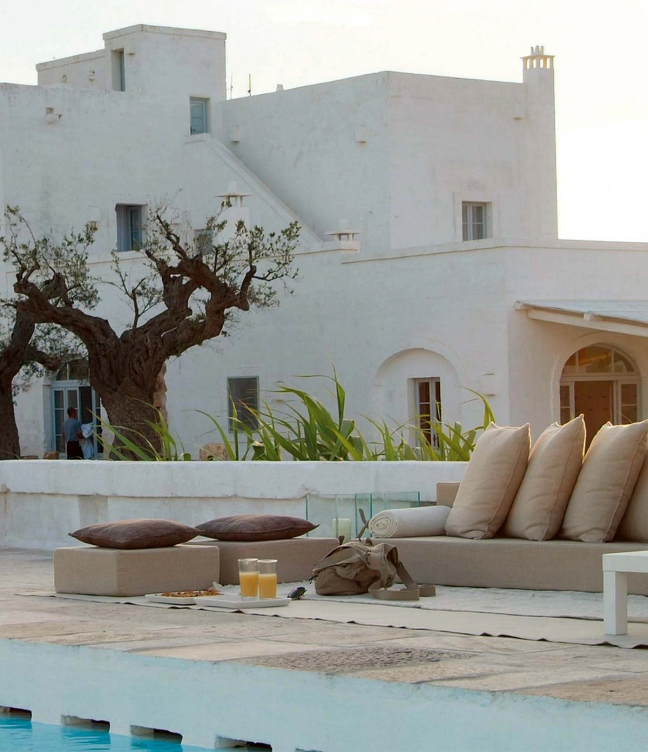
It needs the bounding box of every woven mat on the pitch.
[16,585,648,649]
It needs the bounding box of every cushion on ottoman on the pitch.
[191,537,338,584]
[195,514,317,542]
[69,519,199,549]
[54,544,220,596]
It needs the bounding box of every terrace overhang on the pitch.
[516,300,648,338]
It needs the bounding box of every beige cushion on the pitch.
[190,537,338,584]
[368,506,451,538]
[54,545,220,596]
[502,416,585,541]
[437,482,460,507]
[444,423,531,539]
[375,535,648,595]
[615,447,648,542]
[560,421,648,543]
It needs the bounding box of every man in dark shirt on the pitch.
[63,407,84,459]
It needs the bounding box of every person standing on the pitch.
[63,407,84,459]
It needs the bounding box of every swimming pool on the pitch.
[0,717,265,751]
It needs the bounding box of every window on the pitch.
[228,377,259,431]
[112,50,125,92]
[462,202,488,241]
[116,205,144,252]
[190,98,209,135]
[195,228,213,253]
[413,378,442,448]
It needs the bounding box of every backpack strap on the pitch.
[369,560,436,601]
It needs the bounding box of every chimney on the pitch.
[520,45,558,241]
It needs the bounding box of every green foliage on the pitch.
[100,410,192,462]
[100,370,495,462]
[1,206,99,311]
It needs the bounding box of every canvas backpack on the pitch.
[311,539,435,601]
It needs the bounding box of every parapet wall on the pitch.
[0,460,467,550]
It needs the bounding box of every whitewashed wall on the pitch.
[0,460,467,550]
[3,28,648,464]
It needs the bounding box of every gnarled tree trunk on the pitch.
[0,310,63,460]
[0,380,20,460]
[88,343,166,458]
[100,390,161,458]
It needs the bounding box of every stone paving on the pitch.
[3,548,648,706]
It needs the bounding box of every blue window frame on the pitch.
[116,205,144,251]
[190,98,209,135]
[112,50,125,92]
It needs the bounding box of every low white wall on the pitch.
[0,460,467,550]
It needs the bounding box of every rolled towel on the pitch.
[369,505,451,538]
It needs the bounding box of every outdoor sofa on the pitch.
[379,482,648,595]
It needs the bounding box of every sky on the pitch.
[1,0,647,242]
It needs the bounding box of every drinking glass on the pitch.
[238,558,259,598]
[258,559,278,599]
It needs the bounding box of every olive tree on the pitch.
[5,205,299,455]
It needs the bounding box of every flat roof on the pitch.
[103,24,226,41]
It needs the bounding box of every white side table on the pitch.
[602,551,648,635]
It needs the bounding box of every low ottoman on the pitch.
[191,537,338,585]
[54,544,220,597]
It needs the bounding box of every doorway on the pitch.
[51,362,103,458]
[560,345,640,447]
[574,380,613,443]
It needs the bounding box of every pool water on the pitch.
[0,717,265,751]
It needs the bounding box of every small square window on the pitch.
[462,202,489,241]
[190,98,210,135]
[228,377,259,431]
[116,204,144,252]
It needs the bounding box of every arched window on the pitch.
[51,360,102,458]
[560,345,641,444]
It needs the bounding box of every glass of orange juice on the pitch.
[258,559,278,599]
[238,558,259,598]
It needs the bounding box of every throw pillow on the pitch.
[70,519,200,549]
[502,416,585,540]
[444,423,531,539]
[560,421,648,543]
[196,514,318,542]
[616,449,648,541]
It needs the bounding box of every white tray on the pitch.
[145,594,196,605]
[199,596,291,609]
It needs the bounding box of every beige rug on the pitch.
[16,586,648,649]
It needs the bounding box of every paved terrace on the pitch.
[3,548,648,751]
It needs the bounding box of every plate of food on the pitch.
[145,587,223,605]
[199,595,291,609]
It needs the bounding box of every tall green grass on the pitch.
[100,370,494,462]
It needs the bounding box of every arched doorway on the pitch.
[51,361,103,458]
[372,348,462,449]
[559,345,641,445]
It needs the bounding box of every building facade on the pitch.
[1,26,647,456]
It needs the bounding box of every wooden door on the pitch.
[575,381,613,448]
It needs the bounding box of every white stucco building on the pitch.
[2,25,647,457]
